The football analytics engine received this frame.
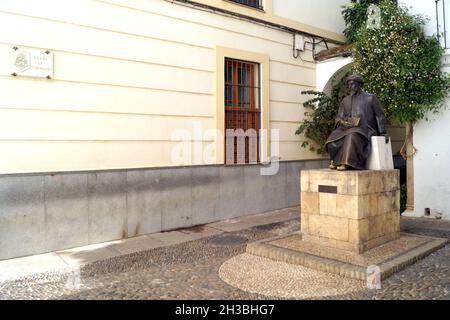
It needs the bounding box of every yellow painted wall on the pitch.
[0,0,333,174]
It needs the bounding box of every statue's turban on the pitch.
[346,74,364,85]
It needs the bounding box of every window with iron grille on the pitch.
[228,0,264,10]
[224,58,261,164]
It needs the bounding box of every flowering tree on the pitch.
[352,0,449,126]
[297,0,449,162]
[342,0,381,44]
[352,0,449,210]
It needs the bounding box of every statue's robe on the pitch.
[325,91,387,170]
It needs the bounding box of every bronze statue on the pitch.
[325,74,389,170]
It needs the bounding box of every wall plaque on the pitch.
[10,46,53,79]
[318,185,337,194]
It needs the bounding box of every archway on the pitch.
[316,57,353,93]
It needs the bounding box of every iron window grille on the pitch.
[224,58,261,164]
[228,0,264,10]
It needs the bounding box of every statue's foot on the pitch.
[337,164,347,171]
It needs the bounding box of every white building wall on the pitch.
[273,0,348,35]
[411,52,450,220]
[413,72,450,219]
[401,0,450,219]
[401,0,437,37]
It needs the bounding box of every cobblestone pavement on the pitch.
[0,217,449,300]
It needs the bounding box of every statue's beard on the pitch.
[350,88,360,96]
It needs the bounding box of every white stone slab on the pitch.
[0,253,68,282]
[56,242,121,266]
[366,136,394,170]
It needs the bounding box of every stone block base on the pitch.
[301,231,400,254]
[300,169,400,253]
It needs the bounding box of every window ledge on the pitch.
[222,0,265,13]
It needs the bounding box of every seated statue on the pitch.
[325,74,389,171]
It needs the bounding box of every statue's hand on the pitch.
[340,120,354,128]
[341,117,360,128]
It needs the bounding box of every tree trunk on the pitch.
[405,122,415,211]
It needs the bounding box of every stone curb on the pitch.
[378,234,448,280]
[246,241,367,280]
[246,233,449,281]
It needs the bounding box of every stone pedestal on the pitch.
[300,169,400,254]
[245,168,446,281]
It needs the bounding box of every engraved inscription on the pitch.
[318,185,337,194]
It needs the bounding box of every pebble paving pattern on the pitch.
[219,254,366,299]
[0,219,449,300]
